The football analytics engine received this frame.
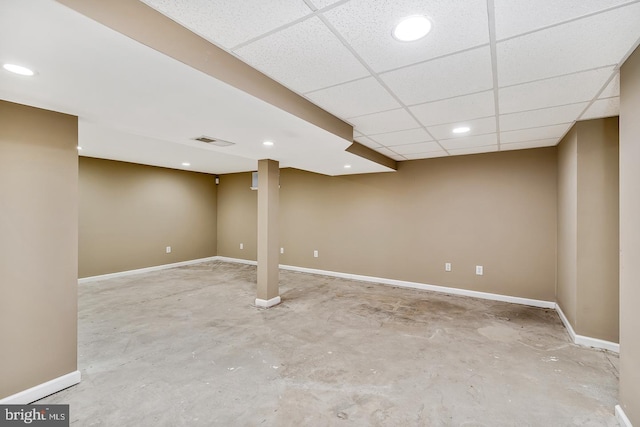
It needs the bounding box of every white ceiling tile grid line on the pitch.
[486,0,502,150]
[494,0,640,42]
[576,70,623,121]
[137,0,640,162]
[310,8,449,154]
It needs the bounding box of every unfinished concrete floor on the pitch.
[39,261,619,426]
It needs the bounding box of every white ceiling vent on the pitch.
[193,136,235,147]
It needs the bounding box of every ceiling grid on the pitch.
[2,0,639,174]
[136,0,637,160]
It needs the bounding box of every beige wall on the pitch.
[576,118,619,342]
[216,172,258,261]
[556,118,619,343]
[0,100,78,398]
[557,127,578,326]
[619,45,640,425]
[218,148,558,301]
[79,157,217,278]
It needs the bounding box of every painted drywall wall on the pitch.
[576,118,619,343]
[218,148,558,301]
[79,157,217,278]
[0,100,78,399]
[556,118,619,343]
[557,127,578,326]
[216,172,257,261]
[619,45,640,425]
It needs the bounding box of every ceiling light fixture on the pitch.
[452,126,470,134]
[182,162,191,166]
[263,141,274,146]
[77,146,82,150]
[3,63,35,76]
[344,164,352,169]
[393,15,432,42]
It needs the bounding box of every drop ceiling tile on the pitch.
[501,123,571,144]
[410,91,495,127]
[404,150,449,160]
[500,138,559,151]
[440,133,498,150]
[500,103,588,132]
[309,0,343,9]
[497,3,640,87]
[427,117,496,140]
[350,109,421,135]
[494,0,634,40]
[354,130,363,137]
[389,155,407,161]
[305,77,401,118]
[353,136,382,149]
[499,67,614,114]
[235,16,370,93]
[369,128,433,146]
[581,97,620,120]
[448,145,499,156]
[599,73,620,98]
[322,0,489,72]
[141,0,313,49]
[391,141,442,155]
[381,46,494,105]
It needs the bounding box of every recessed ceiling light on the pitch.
[76,146,82,150]
[344,164,352,169]
[393,15,432,42]
[3,63,35,76]
[182,162,191,166]
[263,141,274,146]
[452,126,470,134]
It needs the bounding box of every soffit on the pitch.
[142,0,640,161]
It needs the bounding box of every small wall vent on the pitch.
[193,136,235,147]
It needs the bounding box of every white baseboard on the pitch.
[255,296,281,308]
[88,255,619,354]
[555,304,620,353]
[215,256,257,266]
[0,371,81,404]
[616,405,634,427]
[280,264,556,309]
[214,257,554,309]
[555,303,578,342]
[78,256,218,283]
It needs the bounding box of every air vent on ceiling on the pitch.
[193,136,235,147]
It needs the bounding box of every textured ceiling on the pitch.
[0,0,393,176]
[142,0,640,161]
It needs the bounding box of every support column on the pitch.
[255,159,280,308]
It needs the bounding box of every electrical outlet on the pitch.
[166,246,171,254]
[240,243,244,250]
[476,265,483,275]
[445,262,451,272]
[313,250,319,258]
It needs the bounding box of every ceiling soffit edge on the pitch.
[348,141,398,170]
[54,0,353,142]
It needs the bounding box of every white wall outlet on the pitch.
[280,247,284,254]
[476,265,483,275]
[445,262,451,272]
[240,243,244,250]
[166,246,171,254]
[313,250,319,258]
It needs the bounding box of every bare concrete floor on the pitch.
[39,261,619,426]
